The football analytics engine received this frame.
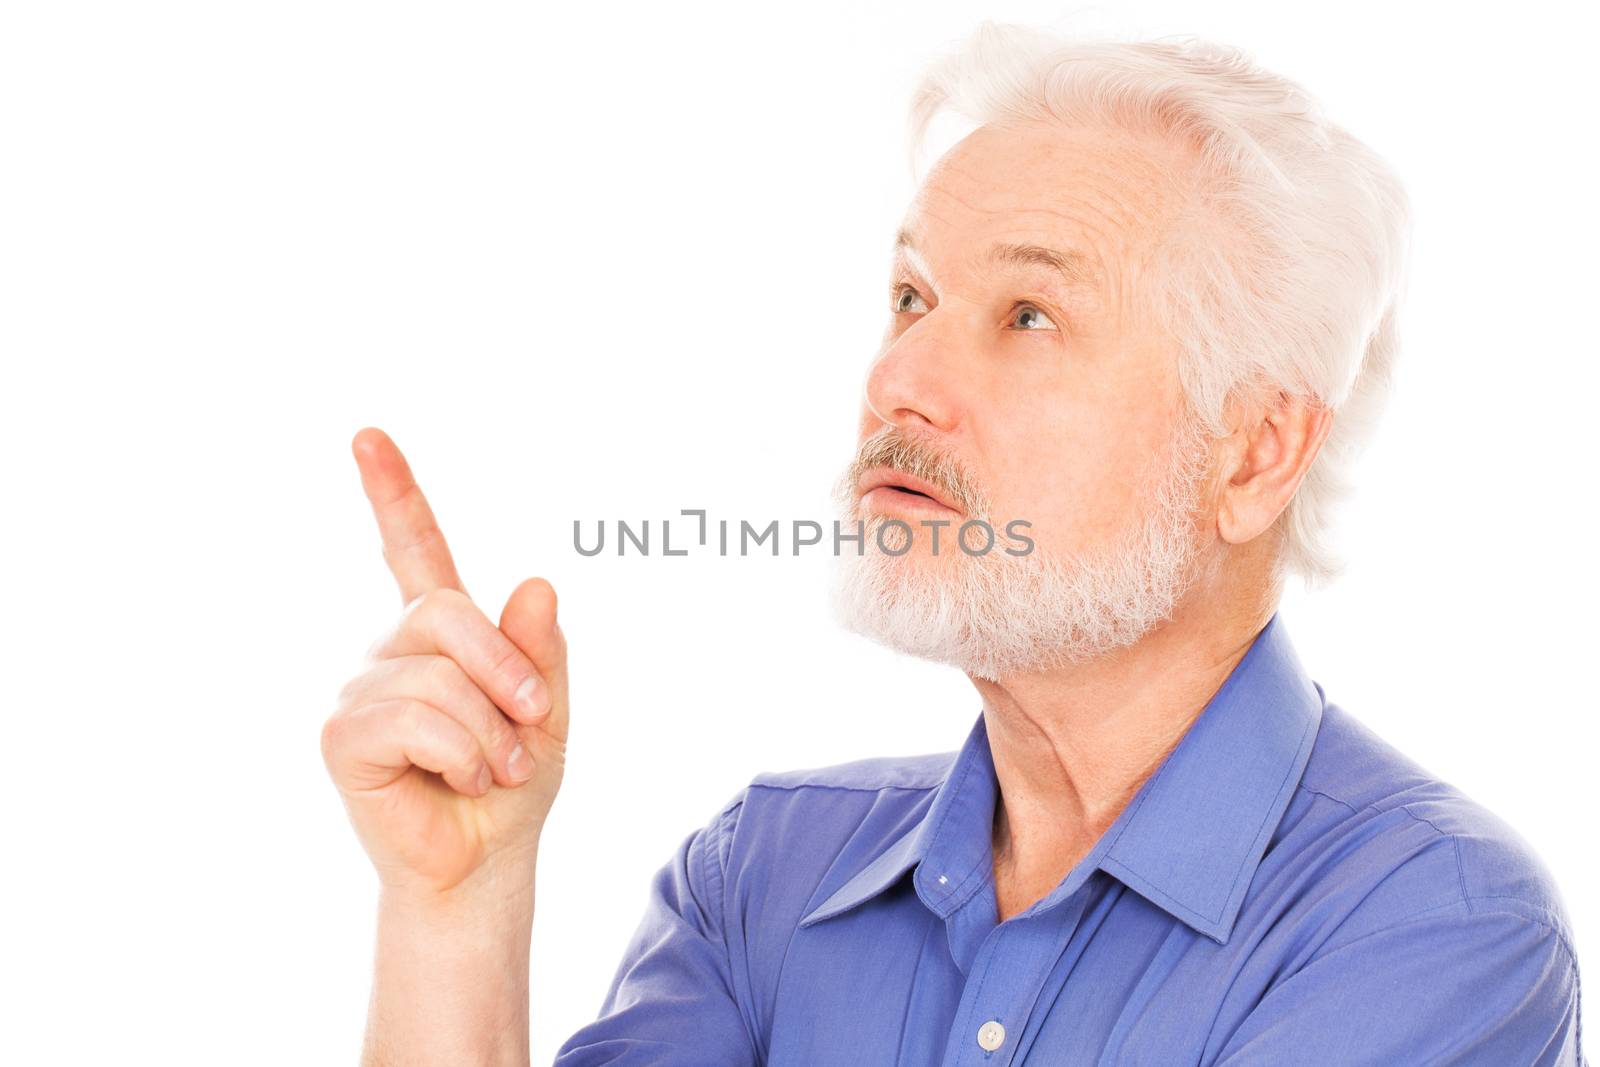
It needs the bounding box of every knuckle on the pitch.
[318,709,349,763]
[425,658,492,729]
[487,639,530,687]
[393,697,428,738]
[362,627,395,663]
[390,521,447,558]
[335,661,383,707]
[335,673,361,707]
[406,587,478,642]
[423,653,464,694]
[429,658,510,745]
[402,586,451,624]
[483,709,518,755]
[397,591,429,622]
[391,592,437,644]
[426,586,470,614]
[447,727,481,771]
[488,638,523,674]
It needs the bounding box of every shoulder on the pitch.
[691,750,953,873]
[747,750,956,794]
[1279,700,1576,957]
[725,749,954,852]
[695,748,954,910]
[691,748,954,855]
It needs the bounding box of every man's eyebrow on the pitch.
[986,242,1095,287]
[892,228,1096,289]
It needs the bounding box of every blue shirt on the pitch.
[554,612,1587,1065]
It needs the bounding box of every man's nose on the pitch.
[863,318,964,433]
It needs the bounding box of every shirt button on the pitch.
[977,1020,1006,1051]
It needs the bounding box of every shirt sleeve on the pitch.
[1213,904,1586,1066]
[552,793,758,1066]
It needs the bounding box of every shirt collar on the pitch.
[798,610,1324,945]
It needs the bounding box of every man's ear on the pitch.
[1215,390,1334,546]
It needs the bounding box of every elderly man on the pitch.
[320,23,1586,1066]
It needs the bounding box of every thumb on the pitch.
[500,577,569,744]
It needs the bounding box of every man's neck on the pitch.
[972,597,1274,923]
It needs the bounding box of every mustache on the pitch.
[836,427,989,518]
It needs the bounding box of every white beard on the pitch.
[828,412,1216,681]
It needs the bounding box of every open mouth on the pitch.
[857,468,963,515]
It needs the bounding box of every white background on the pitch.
[2,1,1595,1062]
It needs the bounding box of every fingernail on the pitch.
[476,764,492,795]
[514,676,550,721]
[507,744,534,782]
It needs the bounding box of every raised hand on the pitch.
[321,427,569,900]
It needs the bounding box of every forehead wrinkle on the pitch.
[902,131,1178,279]
[889,126,1193,344]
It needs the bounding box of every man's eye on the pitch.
[892,284,929,314]
[1009,304,1059,332]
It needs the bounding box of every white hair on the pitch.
[905,22,1411,589]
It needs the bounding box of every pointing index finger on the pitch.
[351,427,466,604]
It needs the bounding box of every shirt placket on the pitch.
[939,886,1094,1067]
